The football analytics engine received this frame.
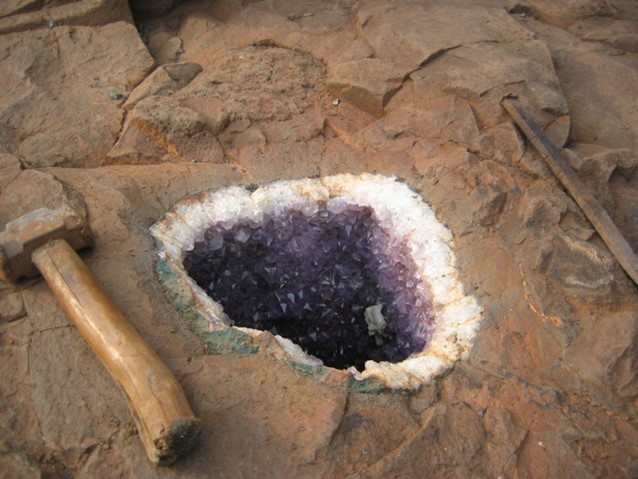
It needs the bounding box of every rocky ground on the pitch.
[1,0,638,477]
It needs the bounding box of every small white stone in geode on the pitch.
[365,304,387,346]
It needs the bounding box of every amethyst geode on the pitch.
[150,174,483,389]
[183,203,432,370]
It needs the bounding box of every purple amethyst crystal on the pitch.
[183,202,433,371]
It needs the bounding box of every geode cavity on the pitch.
[151,174,482,389]
[183,202,431,371]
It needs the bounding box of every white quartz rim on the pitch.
[150,173,483,389]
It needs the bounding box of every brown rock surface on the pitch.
[570,17,638,52]
[327,58,403,117]
[0,0,134,34]
[0,22,154,168]
[1,0,637,477]
[524,18,638,153]
[606,0,638,20]
[522,0,612,27]
[354,2,533,71]
[123,61,203,110]
[0,154,77,226]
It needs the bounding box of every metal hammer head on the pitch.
[0,204,94,283]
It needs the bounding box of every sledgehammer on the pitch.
[0,204,200,465]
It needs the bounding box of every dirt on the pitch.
[1,0,637,477]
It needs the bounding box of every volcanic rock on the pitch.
[0,22,153,167]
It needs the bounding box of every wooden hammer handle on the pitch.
[31,239,200,465]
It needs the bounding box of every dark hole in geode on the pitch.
[183,202,433,371]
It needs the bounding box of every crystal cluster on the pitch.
[183,202,432,371]
[151,174,483,389]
